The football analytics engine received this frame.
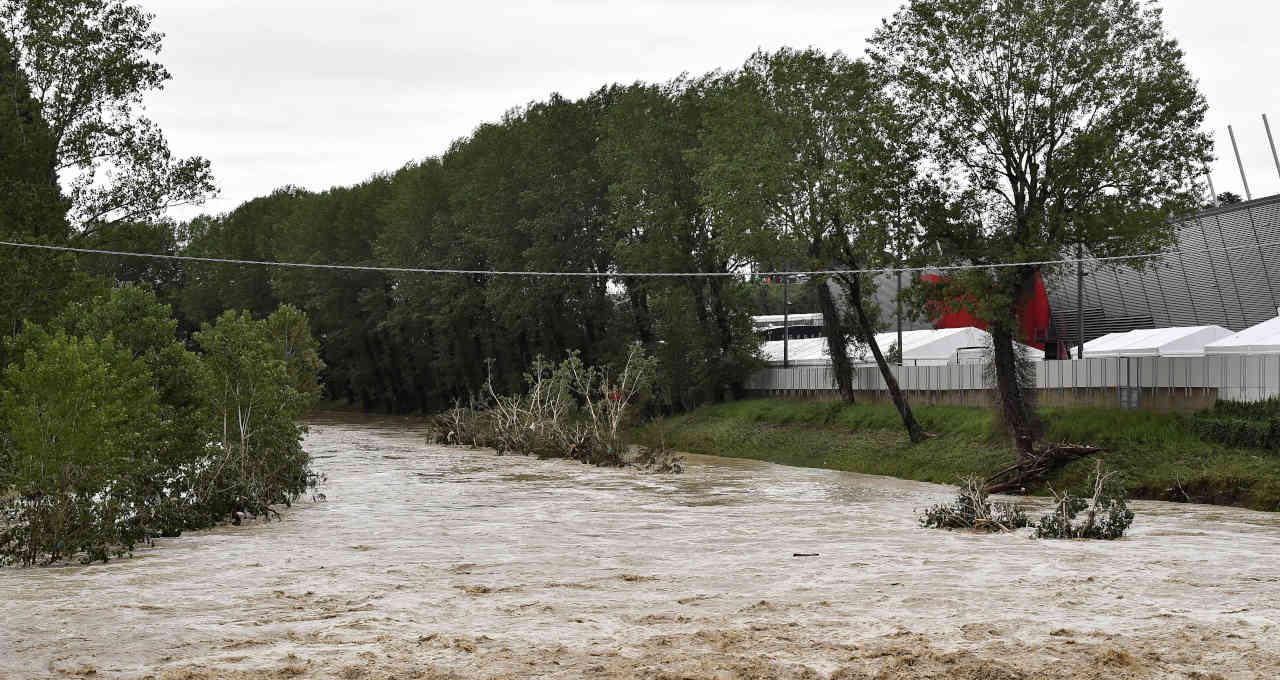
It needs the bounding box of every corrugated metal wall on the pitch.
[1046,195,1280,343]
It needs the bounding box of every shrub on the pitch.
[1033,463,1134,540]
[429,344,680,471]
[1190,412,1280,451]
[0,293,324,565]
[920,476,1029,532]
[0,332,161,565]
[191,308,322,523]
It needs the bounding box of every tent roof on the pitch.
[1082,326,1232,357]
[761,327,1043,366]
[1204,317,1280,354]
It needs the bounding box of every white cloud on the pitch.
[134,0,1280,217]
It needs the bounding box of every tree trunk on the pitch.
[709,277,745,399]
[990,325,1039,462]
[816,278,856,402]
[838,273,926,443]
[627,284,654,344]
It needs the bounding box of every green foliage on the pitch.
[0,292,323,565]
[633,399,1280,512]
[0,29,77,353]
[1032,465,1134,540]
[0,331,161,564]
[1189,399,1280,451]
[192,309,319,523]
[1,0,216,227]
[920,476,1029,532]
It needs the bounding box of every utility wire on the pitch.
[2,237,1279,278]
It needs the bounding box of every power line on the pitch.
[2,237,1279,278]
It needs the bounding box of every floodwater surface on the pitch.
[2,414,1278,679]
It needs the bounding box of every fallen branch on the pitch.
[985,443,1103,494]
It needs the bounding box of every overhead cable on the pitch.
[2,238,1279,278]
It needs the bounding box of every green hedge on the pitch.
[1190,407,1280,451]
[1204,397,1280,420]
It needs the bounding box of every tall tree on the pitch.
[870,0,1212,459]
[0,29,76,348]
[1,0,216,230]
[600,79,762,408]
[700,48,927,441]
[179,187,310,331]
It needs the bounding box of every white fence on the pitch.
[747,354,1280,402]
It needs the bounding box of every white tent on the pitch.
[1082,326,1233,358]
[1079,331,1135,358]
[1203,317,1280,355]
[761,327,1043,366]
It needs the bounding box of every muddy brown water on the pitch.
[2,414,1278,679]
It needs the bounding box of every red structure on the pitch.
[921,271,1062,355]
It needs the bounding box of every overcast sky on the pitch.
[137,0,1280,220]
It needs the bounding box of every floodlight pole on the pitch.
[1229,124,1253,201]
[1264,114,1280,184]
[1205,163,1219,206]
[1077,241,1084,360]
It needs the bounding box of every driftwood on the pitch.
[985,443,1103,494]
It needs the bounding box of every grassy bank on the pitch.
[630,399,1280,512]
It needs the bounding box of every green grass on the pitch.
[630,399,1280,512]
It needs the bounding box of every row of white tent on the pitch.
[760,316,1280,366]
[761,327,1044,366]
[1082,317,1280,358]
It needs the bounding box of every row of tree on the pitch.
[4,0,1214,473]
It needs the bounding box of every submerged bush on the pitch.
[1033,463,1134,540]
[0,289,323,566]
[429,344,680,472]
[0,331,161,564]
[920,476,1029,532]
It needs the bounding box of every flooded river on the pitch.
[2,414,1278,679]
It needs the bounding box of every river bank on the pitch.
[3,415,1277,679]
[630,398,1280,512]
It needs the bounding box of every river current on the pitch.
[2,414,1277,678]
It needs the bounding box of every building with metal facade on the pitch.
[1045,194,1280,348]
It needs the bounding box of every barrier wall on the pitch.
[746,355,1280,407]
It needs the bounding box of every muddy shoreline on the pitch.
[2,415,1277,679]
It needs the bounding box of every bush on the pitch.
[920,476,1029,532]
[1032,463,1134,540]
[429,344,680,471]
[0,332,161,564]
[1190,398,1280,451]
[0,291,324,565]
[1190,415,1278,450]
[191,308,322,523]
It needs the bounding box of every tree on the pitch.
[1215,191,1243,206]
[870,0,1212,460]
[699,48,927,441]
[178,187,310,332]
[599,80,762,408]
[0,29,77,350]
[0,330,161,564]
[193,309,317,521]
[1,0,216,230]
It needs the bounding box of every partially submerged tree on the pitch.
[701,48,927,441]
[870,0,1212,460]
